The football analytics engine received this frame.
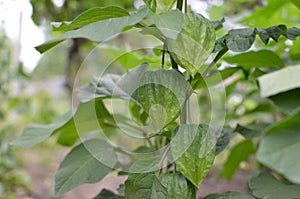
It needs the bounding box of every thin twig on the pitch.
[161,43,167,69]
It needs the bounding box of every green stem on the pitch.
[180,48,228,124]
[170,55,179,71]
[177,0,184,11]
[191,47,228,95]
[161,43,167,69]
[135,23,166,42]
[184,0,188,13]
[179,48,228,125]
[145,134,154,148]
[180,97,187,124]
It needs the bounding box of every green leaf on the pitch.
[77,63,189,132]
[248,173,300,199]
[76,74,122,103]
[124,173,169,199]
[224,50,284,70]
[213,36,226,53]
[13,99,113,148]
[57,99,113,146]
[192,67,241,90]
[263,25,287,42]
[256,28,270,44]
[257,109,300,183]
[158,0,176,11]
[290,37,300,61]
[213,18,225,30]
[168,12,216,75]
[215,127,232,155]
[93,189,124,199]
[203,191,255,199]
[76,63,149,103]
[149,9,184,39]
[144,0,157,12]
[287,27,300,40]
[132,69,189,131]
[52,6,129,31]
[290,0,300,9]
[270,88,300,114]
[128,152,162,173]
[258,65,300,98]
[222,140,255,180]
[256,25,300,44]
[216,25,300,52]
[159,173,196,199]
[225,28,255,52]
[100,48,143,69]
[36,7,148,53]
[235,124,267,139]
[171,124,216,187]
[12,111,72,148]
[54,139,117,196]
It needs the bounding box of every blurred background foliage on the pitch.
[0,0,299,198]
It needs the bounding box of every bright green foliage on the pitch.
[13,99,112,147]
[270,89,300,114]
[55,139,117,196]
[258,65,300,98]
[159,173,196,199]
[125,173,169,199]
[132,69,189,131]
[242,0,299,27]
[144,0,157,12]
[249,173,300,199]
[222,140,255,180]
[149,9,184,39]
[78,64,189,131]
[53,6,130,31]
[168,12,216,75]
[290,0,300,9]
[257,109,300,184]
[258,65,300,113]
[157,0,176,11]
[99,47,163,69]
[171,125,216,187]
[224,50,284,70]
[36,7,148,53]
[15,0,300,198]
[12,111,73,148]
[144,0,176,12]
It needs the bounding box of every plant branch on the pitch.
[170,55,179,71]
[191,47,228,94]
[180,94,187,124]
[184,0,188,13]
[161,43,167,69]
[177,0,184,11]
